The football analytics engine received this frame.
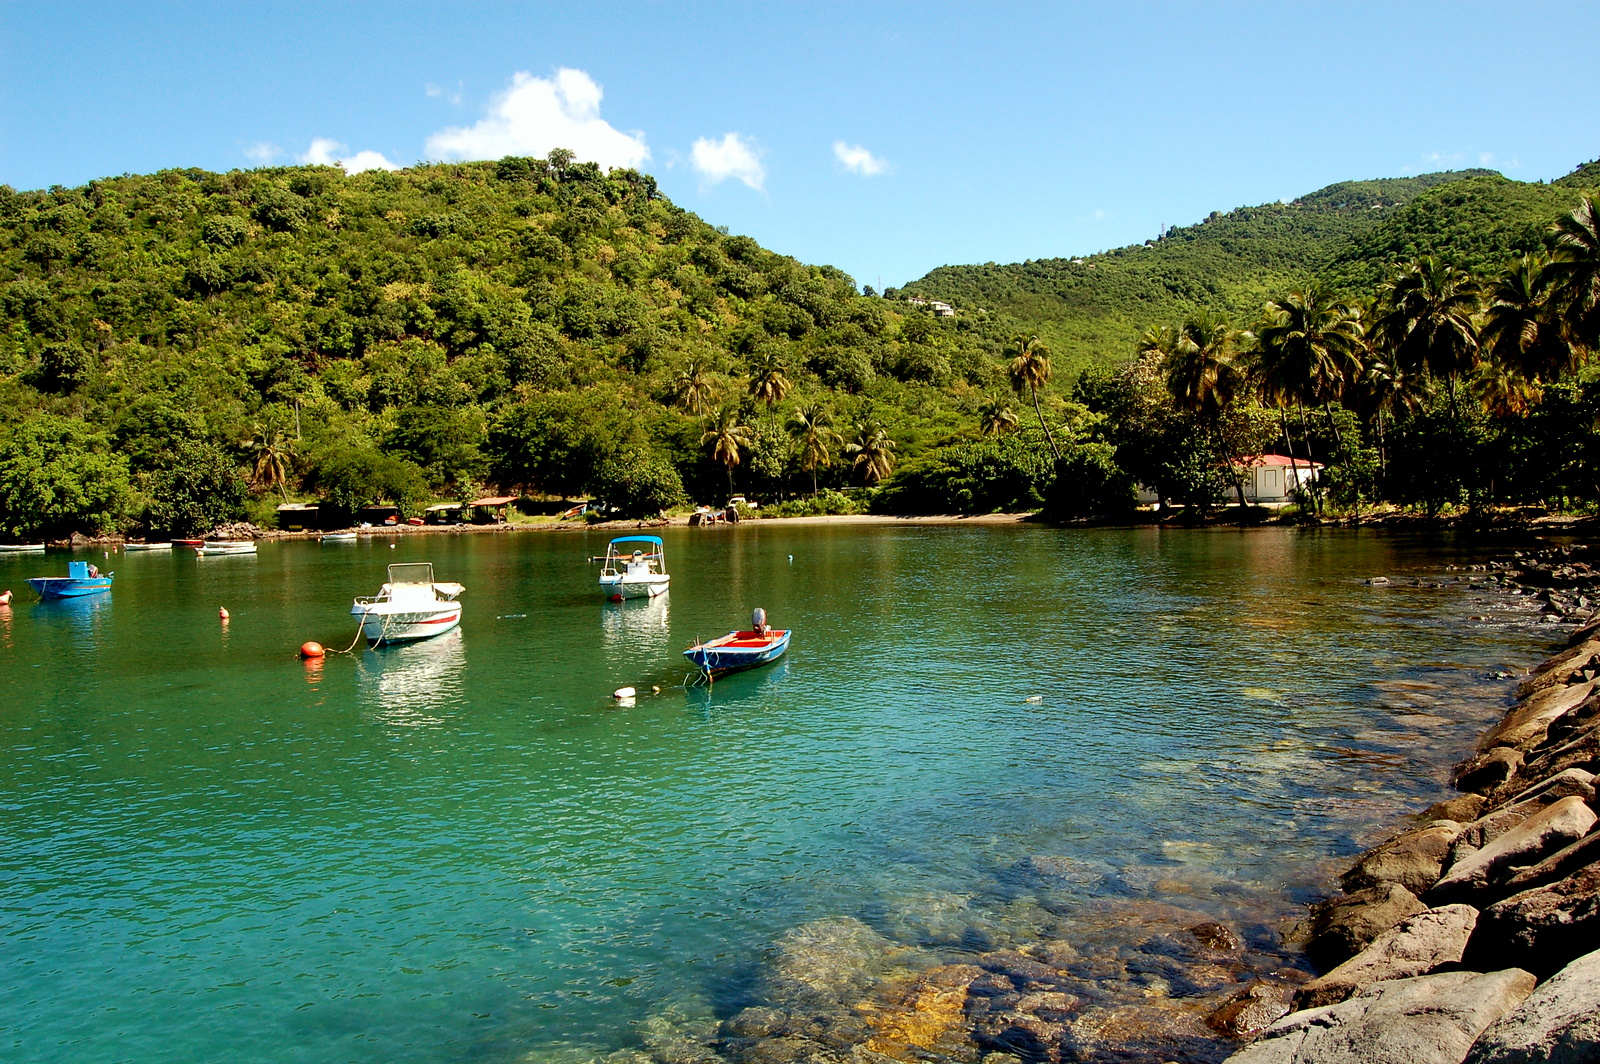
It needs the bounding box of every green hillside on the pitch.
[901,164,1599,376]
[0,157,1012,536]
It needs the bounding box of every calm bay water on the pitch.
[0,525,1556,1063]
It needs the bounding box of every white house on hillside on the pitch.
[1134,454,1323,506]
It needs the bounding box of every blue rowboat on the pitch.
[683,608,790,680]
[27,560,114,600]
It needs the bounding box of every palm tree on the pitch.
[1351,355,1428,480]
[977,398,1019,438]
[672,361,716,417]
[846,421,896,486]
[1254,286,1365,511]
[1371,256,1482,417]
[747,349,791,409]
[787,403,841,495]
[1006,334,1060,460]
[1480,253,1576,385]
[244,425,295,500]
[1548,197,1600,354]
[1164,311,1248,506]
[1472,361,1541,419]
[701,405,753,498]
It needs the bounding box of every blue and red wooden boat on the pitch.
[683,608,790,680]
[27,560,114,600]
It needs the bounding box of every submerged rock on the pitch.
[1208,981,1297,1037]
[762,916,907,1012]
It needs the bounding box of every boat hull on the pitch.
[196,542,257,556]
[0,544,46,554]
[352,604,462,645]
[684,629,790,678]
[599,574,669,600]
[27,576,113,600]
[122,543,171,551]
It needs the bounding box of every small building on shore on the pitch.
[1132,455,1323,506]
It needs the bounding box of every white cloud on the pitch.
[299,138,400,173]
[244,141,281,164]
[832,141,888,177]
[691,132,765,190]
[1479,151,1495,166]
[424,68,648,169]
[425,81,464,105]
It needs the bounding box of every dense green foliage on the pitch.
[0,154,1014,534]
[3,152,1599,535]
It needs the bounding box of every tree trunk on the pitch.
[1031,385,1061,461]
[1281,408,1311,515]
[1219,427,1247,511]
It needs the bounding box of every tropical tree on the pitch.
[672,361,717,417]
[1006,334,1060,459]
[701,405,753,498]
[1253,286,1365,510]
[244,425,296,499]
[1350,355,1428,479]
[747,348,792,409]
[1480,253,1575,385]
[1371,256,1482,417]
[1548,197,1600,353]
[1164,311,1249,506]
[787,403,842,495]
[846,421,897,485]
[977,398,1019,438]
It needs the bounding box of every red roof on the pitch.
[1238,454,1324,469]
[469,496,518,506]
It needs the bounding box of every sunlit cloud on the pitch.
[691,132,765,191]
[425,81,464,105]
[833,141,889,177]
[299,138,401,173]
[424,68,649,169]
[244,141,282,165]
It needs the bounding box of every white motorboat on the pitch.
[350,562,464,645]
[122,542,171,551]
[595,536,669,600]
[321,533,358,543]
[196,540,257,556]
[0,543,46,553]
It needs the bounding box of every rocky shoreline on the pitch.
[588,545,1600,1064]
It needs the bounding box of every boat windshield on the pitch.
[387,562,436,587]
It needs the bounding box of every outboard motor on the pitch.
[752,607,768,635]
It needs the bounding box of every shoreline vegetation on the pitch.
[1,154,1598,544]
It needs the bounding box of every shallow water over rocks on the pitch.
[0,526,1563,1064]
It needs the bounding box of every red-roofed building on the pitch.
[1135,454,1322,506]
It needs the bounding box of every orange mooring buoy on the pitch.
[0,590,11,606]
[300,641,326,659]
[219,606,230,621]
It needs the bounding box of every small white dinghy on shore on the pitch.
[350,562,464,646]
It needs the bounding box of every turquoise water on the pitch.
[0,526,1550,1063]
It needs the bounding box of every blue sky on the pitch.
[3,2,1597,287]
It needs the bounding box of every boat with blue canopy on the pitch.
[27,560,114,600]
[595,536,670,600]
[683,608,790,681]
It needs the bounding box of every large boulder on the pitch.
[1295,905,1479,1010]
[1505,768,1596,808]
[1502,829,1600,894]
[1464,947,1600,1063]
[1429,797,1597,903]
[1342,822,1464,895]
[1480,682,1597,753]
[1454,748,1524,795]
[1516,640,1600,700]
[1502,726,1600,804]
[1468,863,1600,977]
[1570,617,1600,649]
[1208,982,1297,1037]
[1223,969,1536,1064]
[760,916,905,1011]
[1306,884,1428,970]
[1421,794,1486,823]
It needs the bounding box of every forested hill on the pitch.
[900,162,1600,377]
[0,156,1014,537]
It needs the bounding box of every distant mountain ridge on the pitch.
[900,160,1600,377]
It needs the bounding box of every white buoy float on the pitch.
[1025,695,1044,703]
[613,687,636,700]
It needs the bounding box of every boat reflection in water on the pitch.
[31,592,112,649]
[599,592,670,659]
[355,627,466,728]
[682,658,790,717]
